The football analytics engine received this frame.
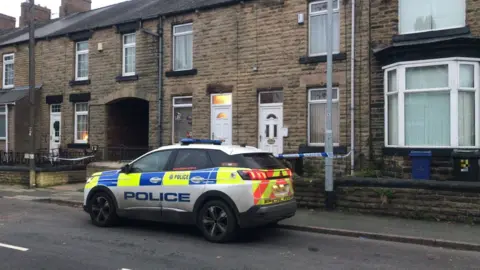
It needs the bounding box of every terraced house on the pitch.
[2,0,478,180]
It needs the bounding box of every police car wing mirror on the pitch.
[121,164,131,174]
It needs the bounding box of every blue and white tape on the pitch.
[275,151,351,159]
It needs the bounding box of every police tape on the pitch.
[43,155,96,162]
[275,151,352,159]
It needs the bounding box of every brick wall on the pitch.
[0,170,29,185]
[294,177,480,223]
[0,168,85,187]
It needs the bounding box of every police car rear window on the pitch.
[237,153,286,169]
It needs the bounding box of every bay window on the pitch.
[399,0,466,34]
[385,59,479,148]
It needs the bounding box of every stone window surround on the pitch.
[307,87,340,147]
[75,40,89,81]
[398,0,466,36]
[383,57,480,149]
[2,53,14,89]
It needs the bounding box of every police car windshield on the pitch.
[238,153,286,169]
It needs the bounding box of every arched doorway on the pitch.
[106,98,149,150]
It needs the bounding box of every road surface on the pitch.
[0,198,478,270]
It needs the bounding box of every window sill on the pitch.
[67,143,90,149]
[299,144,348,155]
[382,147,478,157]
[165,69,198,77]
[116,75,139,82]
[69,79,91,86]
[299,53,347,64]
[392,26,470,43]
[2,86,14,90]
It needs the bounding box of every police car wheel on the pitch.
[198,200,237,243]
[89,192,119,227]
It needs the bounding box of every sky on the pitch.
[3,0,129,26]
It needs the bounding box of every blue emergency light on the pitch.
[180,138,223,145]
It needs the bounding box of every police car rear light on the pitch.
[237,169,267,180]
[180,138,223,145]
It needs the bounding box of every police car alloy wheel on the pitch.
[89,192,119,227]
[197,200,238,243]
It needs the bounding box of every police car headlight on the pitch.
[86,177,93,183]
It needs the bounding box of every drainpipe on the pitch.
[157,16,164,147]
[5,104,8,153]
[350,0,356,175]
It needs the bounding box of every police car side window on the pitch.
[131,150,173,173]
[208,150,240,167]
[172,149,213,171]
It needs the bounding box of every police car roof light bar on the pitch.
[180,138,223,145]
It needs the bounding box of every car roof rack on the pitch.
[180,138,223,146]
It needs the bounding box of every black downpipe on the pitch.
[157,17,164,147]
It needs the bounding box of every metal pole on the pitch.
[28,0,37,188]
[325,0,335,210]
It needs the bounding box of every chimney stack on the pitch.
[59,0,92,18]
[19,2,51,28]
[0,14,16,30]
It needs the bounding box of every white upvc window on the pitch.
[385,58,480,148]
[308,88,340,146]
[74,103,89,144]
[173,23,193,71]
[2,53,14,89]
[399,0,466,35]
[0,105,6,140]
[122,33,136,76]
[308,0,340,57]
[75,41,89,81]
[172,96,193,144]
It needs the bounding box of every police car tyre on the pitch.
[89,192,119,227]
[197,200,238,243]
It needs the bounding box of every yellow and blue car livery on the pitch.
[83,138,297,243]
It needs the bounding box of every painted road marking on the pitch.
[0,242,29,252]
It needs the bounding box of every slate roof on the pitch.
[0,85,42,104]
[0,0,244,47]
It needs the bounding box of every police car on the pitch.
[83,138,297,243]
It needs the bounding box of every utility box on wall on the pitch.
[409,151,432,180]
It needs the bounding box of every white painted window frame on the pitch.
[384,57,480,148]
[74,102,89,144]
[75,41,89,81]
[122,33,136,76]
[0,105,7,140]
[398,0,466,35]
[172,96,193,144]
[173,23,193,71]
[308,0,340,57]
[2,53,15,89]
[307,87,340,146]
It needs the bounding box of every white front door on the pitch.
[259,106,283,155]
[211,93,232,145]
[49,104,62,154]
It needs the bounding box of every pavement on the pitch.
[1,184,480,252]
[1,199,479,269]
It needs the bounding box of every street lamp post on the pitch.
[324,0,335,210]
[28,0,37,188]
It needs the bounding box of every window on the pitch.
[385,59,479,148]
[208,150,241,167]
[237,153,287,169]
[2,54,14,89]
[122,33,136,76]
[74,103,89,144]
[0,105,6,139]
[75,41,89,80]
[172,149,212,171]
[131,150,173,173]
[399,0,466,34]
[173,23,193,71]
[308,88,340,145]
[172,96,192,144]
[309,0,340,56]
